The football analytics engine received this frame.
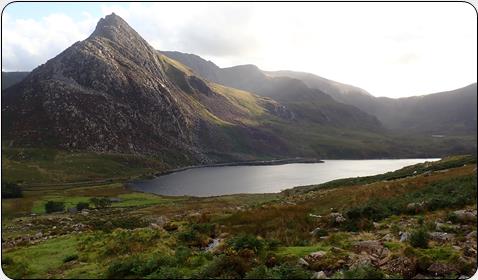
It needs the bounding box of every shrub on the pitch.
[275,263,311,279]
[245,265,279,279]
[63,254,78,263]
[146,266,186,279]
[1,182,22,198]
[76,202,89,211]
[227,234,265,254]
[111,217,148,230]
[265,239,281,251]
[163,223,179,231]
[45,201,65,213]
[447,212,459,224]
[175,246,192,263]
[342,264,385,279]
[106,256,141,278]
[191,223,216,236]
[1,257,31,279]
[409,227,429,248]
[178,229,204,247]
[195,254,250,279]
[390,223,401,237]
[137,253,177,276]
[90,197,112,209]
[2,256,13,266]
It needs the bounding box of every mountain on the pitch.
[264,71,476,135]
[371,84,477,135]
[1,71,29,90]
[162,52,382,131]
[3,14,475,163]
[1,14,299,163]
[163,51,477,136]
[265,70,376,112]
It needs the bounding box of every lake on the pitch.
[129,159,439,197]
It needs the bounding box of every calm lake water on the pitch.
[130,159,439,197]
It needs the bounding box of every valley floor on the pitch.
[1,155,477,279]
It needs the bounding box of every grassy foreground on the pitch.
[1,155,477,279]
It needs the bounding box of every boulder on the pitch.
[407,202,426,213]
[329,212,346,223]
[464,247,477,257]
[453,210,476,223]
[298,257,309,267]
[353,240,389,257]
[400,232,410,242]
[311,271,327,279]
[152,216,169,226]
[466,231,477,240]
[435,222,459,232]
[427,262,457,276]
[309,251,326,259]
[412,274,430,279]
[150,223,161,230]
[349,254,372,269]
[429,232,455,243]
[310,227,327,237]
[386,256,417,278]
[381,233,393,242]
[309,214,322,218]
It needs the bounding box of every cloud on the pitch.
[98,3,259,57]
[2,2,477,98]
[2,11,97,71]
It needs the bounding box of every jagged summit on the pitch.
[89,13,151,51]
[91,13,132,37]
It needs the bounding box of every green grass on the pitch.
[2,235,79,278]
[384,242,402,251]
[276,245,329,257]
[2,147,169,184]
[29,192,185,214]
[289,155,476,194]
[63,262,103,279]
[114,193,187,207]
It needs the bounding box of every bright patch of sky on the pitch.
[2,2,477,98]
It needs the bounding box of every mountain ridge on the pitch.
[162,51,477,136]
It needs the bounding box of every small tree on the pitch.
[1,182,23,198]
[90,197,112,209]
[76,202,89,211]
[45,201,65,213]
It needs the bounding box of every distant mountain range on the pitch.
[162,51,477,136]
[2,14,476,164]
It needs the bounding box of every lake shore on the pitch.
[153,157,324,177]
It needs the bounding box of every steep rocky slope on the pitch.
[1,14,293,163]
[1,71,29,90]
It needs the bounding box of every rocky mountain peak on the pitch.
[91,13,130,36]
[89,13,150,49]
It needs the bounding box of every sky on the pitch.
[1,2,477,98]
